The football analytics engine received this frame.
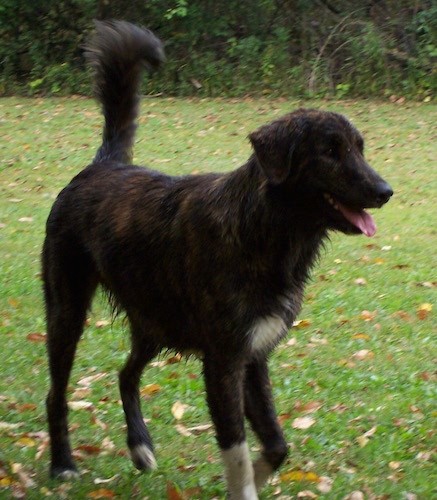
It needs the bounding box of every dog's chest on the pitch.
[249,315,287,354]
[247,288,304,355]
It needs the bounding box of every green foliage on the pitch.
[0,0,435,98]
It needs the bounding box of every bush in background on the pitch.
[0,0,435,99]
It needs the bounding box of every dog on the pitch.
[42,20,393,499]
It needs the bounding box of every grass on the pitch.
[0,96,436,499]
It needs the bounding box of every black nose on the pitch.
[375,181,393,205]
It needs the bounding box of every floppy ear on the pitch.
[249,119,303,185]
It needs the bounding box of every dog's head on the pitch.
[249,109,393,236]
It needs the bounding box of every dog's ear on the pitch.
[249,118,304,185]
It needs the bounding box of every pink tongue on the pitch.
[336,201,377,237]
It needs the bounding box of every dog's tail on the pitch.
[85,20,165,164]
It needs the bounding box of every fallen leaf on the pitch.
[317,476,333,493]
[18,217,33,223]
[186,424,212,435]
[0,476,14,487]
[417,303,432,320]
[75,444,102,455]
[175,424,192,437]
[363,426,377,438]
[293,319,312,329]
[356,435,370,448]
[101,437,115,451]
[354,278,367,286]
[281,470,320,483]
[360,310,377,321]
[0,422,22,431]
[330,403,348,413]
[167,353,182,364]
[94,475,119,485]
[167,481,184,500]
[294,401,322,414]
[389,461,402,470]
[352,333,370,340]
[87,488,116,498]
[292,416,316,430]
[297,490,318,498]
[91,416,108,431]
[352,349,374,361]
[72,387,92,400]
[69,401,94,411]
[416,451,432,461]
[356,426,377,447]
[417,371,437,382]
[26,333,46,342]
[344,492,364,500]
[78,373,107,387]
[8,298,19,308]
[15,437,36,448]
[95,320,110,328]
[405,493,418,500]
[9,403,37,413]
[11,463,35,488]
[171,401,190,420]
[278,413,292,425]
[140,384,162,397]
[35,438,49,460]
[392,310,411,321]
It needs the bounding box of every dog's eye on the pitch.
[324,147,336,158]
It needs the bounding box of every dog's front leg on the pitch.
[244,358,288,490]
[203,356,258,500]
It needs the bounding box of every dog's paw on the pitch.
[130,444,157,471]
[50,467,80,481]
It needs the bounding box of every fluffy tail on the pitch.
[85,20,165,164]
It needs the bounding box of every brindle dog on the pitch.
[43,20,393,499]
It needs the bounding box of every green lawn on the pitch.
[0,96,436,499]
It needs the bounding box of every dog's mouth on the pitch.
[323,193,376,237]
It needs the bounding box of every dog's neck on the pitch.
[209,156,328,286]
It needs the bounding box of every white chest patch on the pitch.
[250,315,287,354]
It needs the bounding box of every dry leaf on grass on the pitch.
[175,423,213,437]
[78,373,107,387]
[68,400,94,411]
[280,470,320,482]
[171,401,190,420]
[352,349,374,361]
[140,384,162,397]
[317,476,333,493]
[356,426,377,447]
[87,488,116,498]
[293,319,312,329]
[292,416,316,430]
[297,490,318,498]
[15,437,36,448]
[26,333,46,342]
[417,303,432,320]
[344,492,364,500]
[294,400,322,414]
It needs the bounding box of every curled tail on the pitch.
[85,20,165,164]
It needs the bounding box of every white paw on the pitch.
[130,444,157,471]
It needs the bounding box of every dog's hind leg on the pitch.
[119,323,159,471]
[244,358,288,490]
[43,246,98,479]
[203,355,258,500]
